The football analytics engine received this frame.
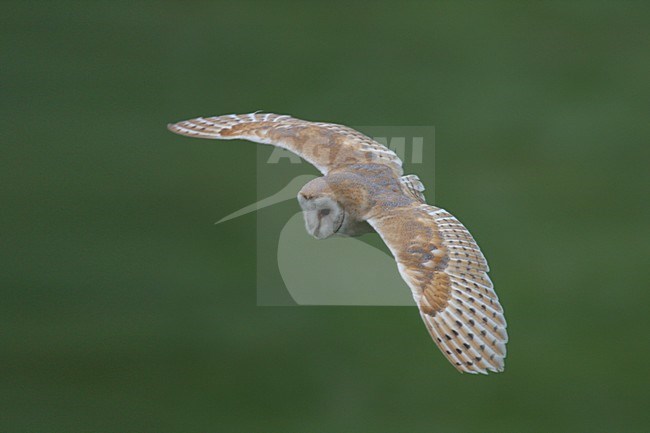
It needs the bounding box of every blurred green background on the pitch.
[2,1,649,432]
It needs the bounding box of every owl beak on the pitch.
[333,212,344,234]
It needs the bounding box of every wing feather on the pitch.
[368,203,507,374]
[168,112,403,176]
[399,174,426,202]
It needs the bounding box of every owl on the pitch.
[168,112,508,374]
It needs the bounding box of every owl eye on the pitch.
[318,209,331,217]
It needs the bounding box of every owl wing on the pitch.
[367,203,508,374]
[167,112,403,176]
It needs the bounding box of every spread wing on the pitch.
[167,112,403,176]
[368,203,508,374]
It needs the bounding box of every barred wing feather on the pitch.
[368,204,508,374]
[168,112,403,176]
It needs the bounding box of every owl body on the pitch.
[168,112,508,374]
[298,163,415,239]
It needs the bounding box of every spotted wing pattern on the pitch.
[168,112,403,176]
[368,203,508,374]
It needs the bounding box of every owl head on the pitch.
[297,178,345,239]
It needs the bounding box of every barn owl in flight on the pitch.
[167,113,508,374]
